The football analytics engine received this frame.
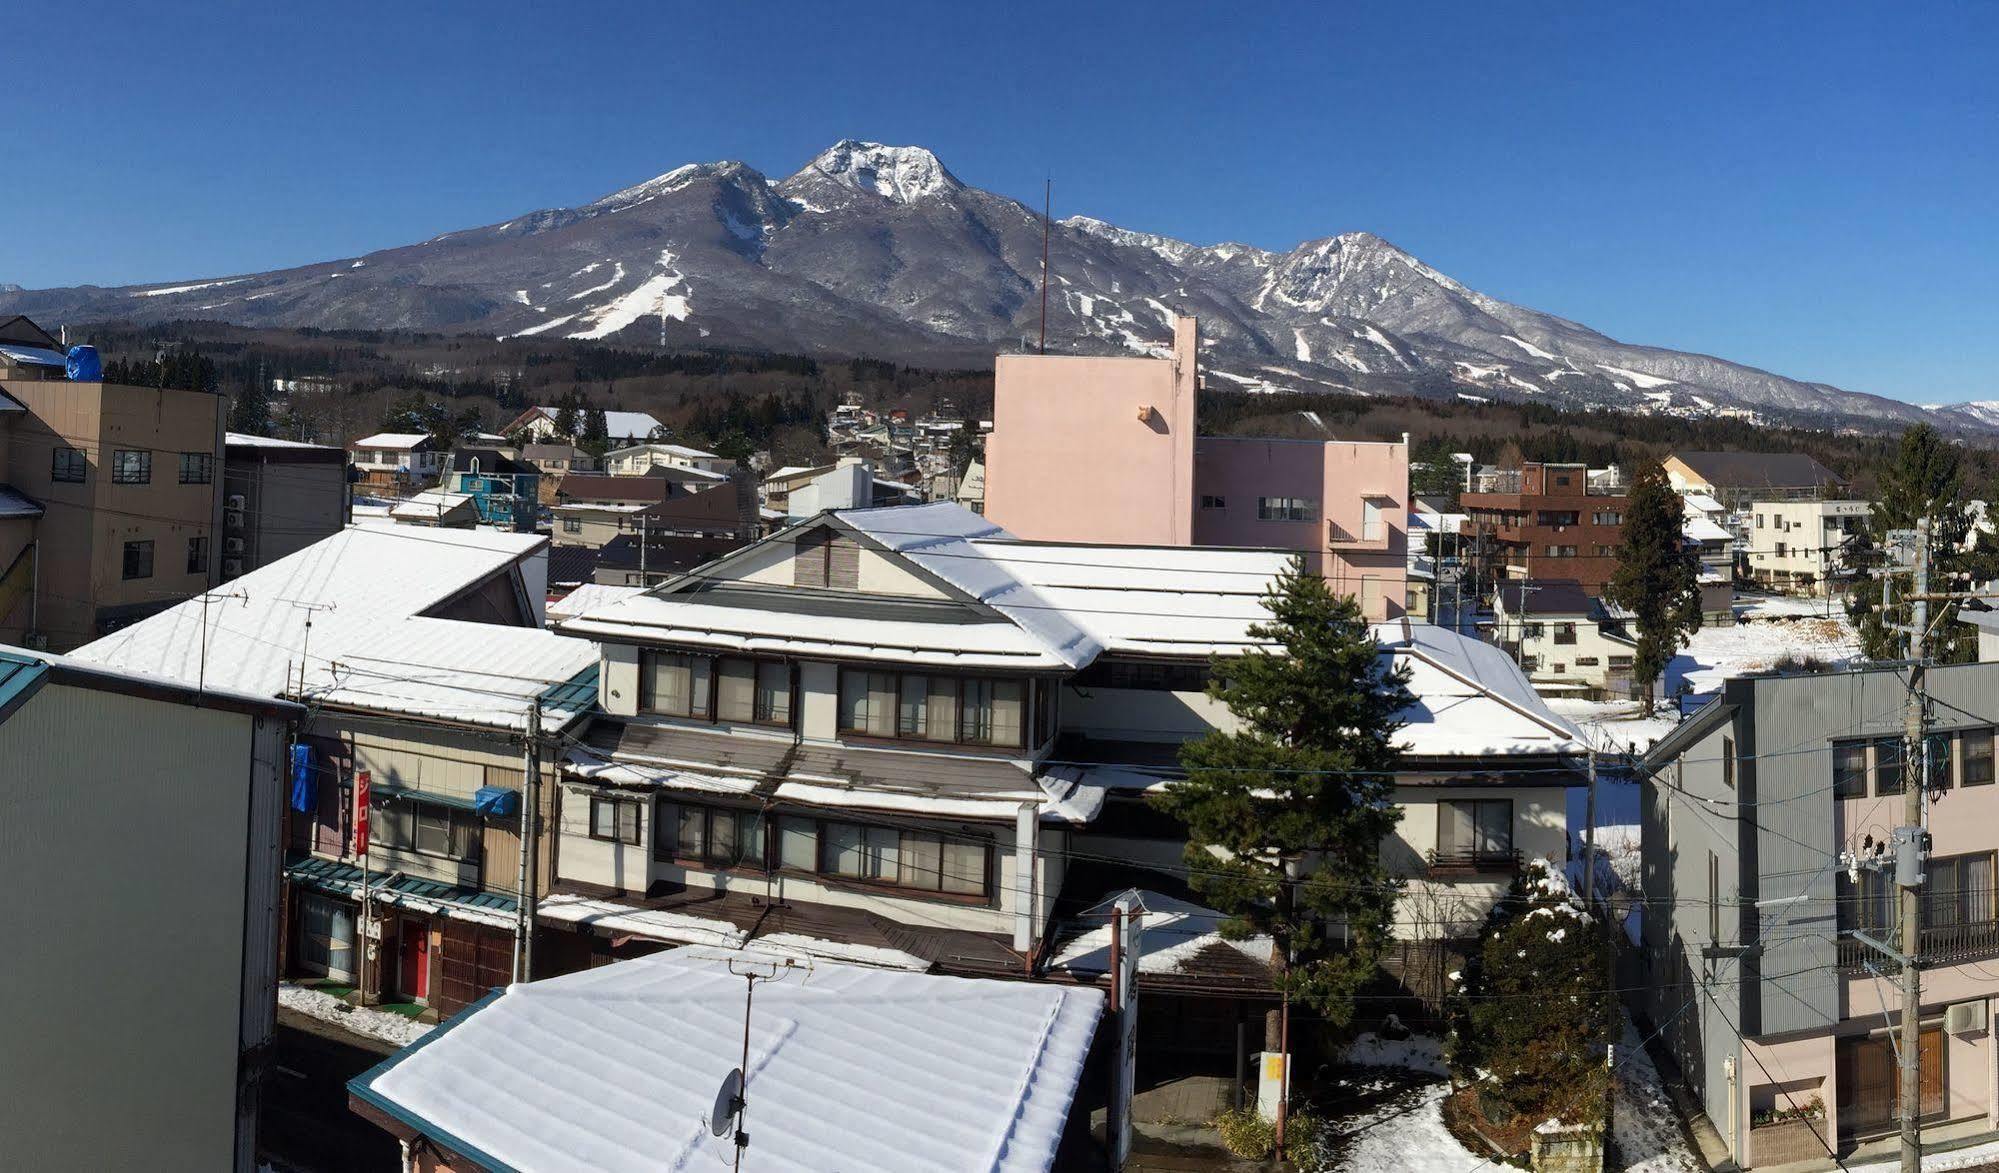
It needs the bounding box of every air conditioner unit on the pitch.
[1946,1001,1986,1035]
[222,558,244,577]
[225,494,246,511]
[223,537,246,555]
[225,510,246,529]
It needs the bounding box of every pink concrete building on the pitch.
[984,317,1409,617]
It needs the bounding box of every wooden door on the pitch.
[437,920,513,1017]
[398,919,430,1002]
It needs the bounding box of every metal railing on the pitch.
[1425,848,1523,877]
[1836,919,1999,972]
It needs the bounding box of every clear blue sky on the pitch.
[6,1,1993,403]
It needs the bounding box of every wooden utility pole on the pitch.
[1897,518,1930,1173]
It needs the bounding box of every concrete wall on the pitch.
[984,319,1196,548]
[0,680,272,1172]
[222,451,346,576]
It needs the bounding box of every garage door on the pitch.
[437,919,513,1018]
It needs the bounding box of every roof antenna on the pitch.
[1038,178,1052,355]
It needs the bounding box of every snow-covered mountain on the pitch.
[0,139,1966,430]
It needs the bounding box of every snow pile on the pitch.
[1341,1032,1449,1077]
[279,982,432,1048]
[1612,1019,1704,1173]
[1049,891,1272,976]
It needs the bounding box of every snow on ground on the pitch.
[1613,1018,1704,1173]
[279,982,432,1048]
[1341,1032,1449,1077]
[1328,1080,1476,1173]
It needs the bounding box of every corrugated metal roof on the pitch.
[286,854,519,917]
[0,342,67,368]
[0,650,51,723]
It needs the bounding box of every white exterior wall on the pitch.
[0,682,276,1173]
[1060,685,1239,741]
[1748,499,1870,593]
[1383,784,1569,939]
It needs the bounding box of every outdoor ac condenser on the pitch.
[1945,1001,1985,1035]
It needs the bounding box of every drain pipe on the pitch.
[1013,801,1038,967]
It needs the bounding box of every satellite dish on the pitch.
[710,1068,744,1138]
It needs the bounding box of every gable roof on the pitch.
[68,526,596,732]
[605,440,721,461]
[1671,451,1843,491]
[0,315,59,349]
[1373,620,1584,758]
[447,447,539,476]
[515,406,665,441]
[1495,579,1597,616]
[352,432,435,450]
[350,946,1101,1173]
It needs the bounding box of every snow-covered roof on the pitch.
[1049,891,1272,978]
[1373,620,1585,757]
[546,583,644,621]
[226,432,338,451]
[1409,510,1468,534]
[351,946,1102,1173]
[0,341,67,368]
[1683,515,1733,543]
[1682,492,1725,515]
[971,540,1288,659]
[606,440,717,460]
[0,485,44,519]
[389,490,475,520]
[351,432,432,450]
[534,407,663,441]
[68,526,596,732]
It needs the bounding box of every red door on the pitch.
[398,919,430,1002]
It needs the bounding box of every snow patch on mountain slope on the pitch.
[134,277,248,298]
[569,250,690,340]
[1362,324,1412,369]
[1294,328,1312,363]
[1063,215,1198,264]
[1502,334,1556,360]
[1596,362,1675,389]
[514,313,579,337]
[566,262,624,301]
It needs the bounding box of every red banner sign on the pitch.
[354,770,371,856]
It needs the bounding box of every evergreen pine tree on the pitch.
[553,391,580,440]
[580,405,610,454]
[1606,460,1703,714]
[1152,558,1412,1028]
[1849,424,1999,662]
[228,374,273,437]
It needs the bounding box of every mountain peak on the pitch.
[589,160,764,211]
[785,140,961,204]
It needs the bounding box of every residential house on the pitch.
[350,432,444,490]
[70,525,598,1021]
[1409,496,1470,622]
[443,448,541,531]
[764,457,924,519]
[0,644,300,1171]
[1664,450,1846,510]
[504,405,664,448]
[390,490,480,528]
[983,315,1410,618]
[549,503,1575,1076]
[222,433,349,581]
[1962,610,1999,663]
[0,315,226,650]
[589,533,745,588]
[1492,579,1639,698]
[551,470,749,550]
[1460,461,1628,596]
[1639,661,1999,1168]
[601,441,734,478]
[957,457,986,514]
[1746,499,1872,595]
[518,442,596,482]
[1682,492,1738,621]
[348,947,1102,1173]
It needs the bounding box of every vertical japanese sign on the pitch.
[353,770,371,856]
[1111,891,1142,1171]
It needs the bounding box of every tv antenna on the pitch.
[1038,177,1052,355]
[281,599,337,696]
[711,954,808,1170]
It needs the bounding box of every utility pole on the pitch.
[513,699,543,983]
[1583,748,1599,913]
[1897,517,1930,1173]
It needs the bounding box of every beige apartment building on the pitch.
[0,316,225,650]
[1747,498,1871,595]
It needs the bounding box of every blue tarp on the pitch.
[65,345,101,382]
[289,744,316,813]
[473,786,521,817]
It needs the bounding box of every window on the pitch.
[1609,655,1634,670]
[1536,510,1580,526]
[1256,496,1317,522]
[589,795,641,845]
[1926,853,1997,930]
[186,536,208,575]
[377,798,477,860]
[1708,852,1721,944]
[1964,729,1995,786]
[1833,740,1869,798]
[641,651,712,718]
[1592,511,1623,526]
[714,658,791,726]
[51,447,86,483]
[1546,545,1578,557]
[1438,799,1512,864]
[1774,542,1787,559]
[178,452,214,484]
[1722,736,1735,789]
[1199,494,1226,510]
[1551,662,1567,674]
[1522,622,1545,639]
[1554,622,1577,645]
[562,517,583,534]
[1520,655,1540,671]
[1361,498,1385,541]
[1553,474,1572,487]
[1755,514,1765,529]
[656,801,766,868]
[1874,736,1904,795]
[1575,655,1599,667]
[121,540,154,580]
[1074,659,1209,692]
[839,668,1025,748]
[804,818,988,896]
[111,449,151,484]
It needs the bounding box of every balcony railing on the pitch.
[1836,920,1999,973]
[1426,848,1522,877]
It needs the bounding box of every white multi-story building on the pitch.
[1492,579,1639,698]
[1746,498,1871,595]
